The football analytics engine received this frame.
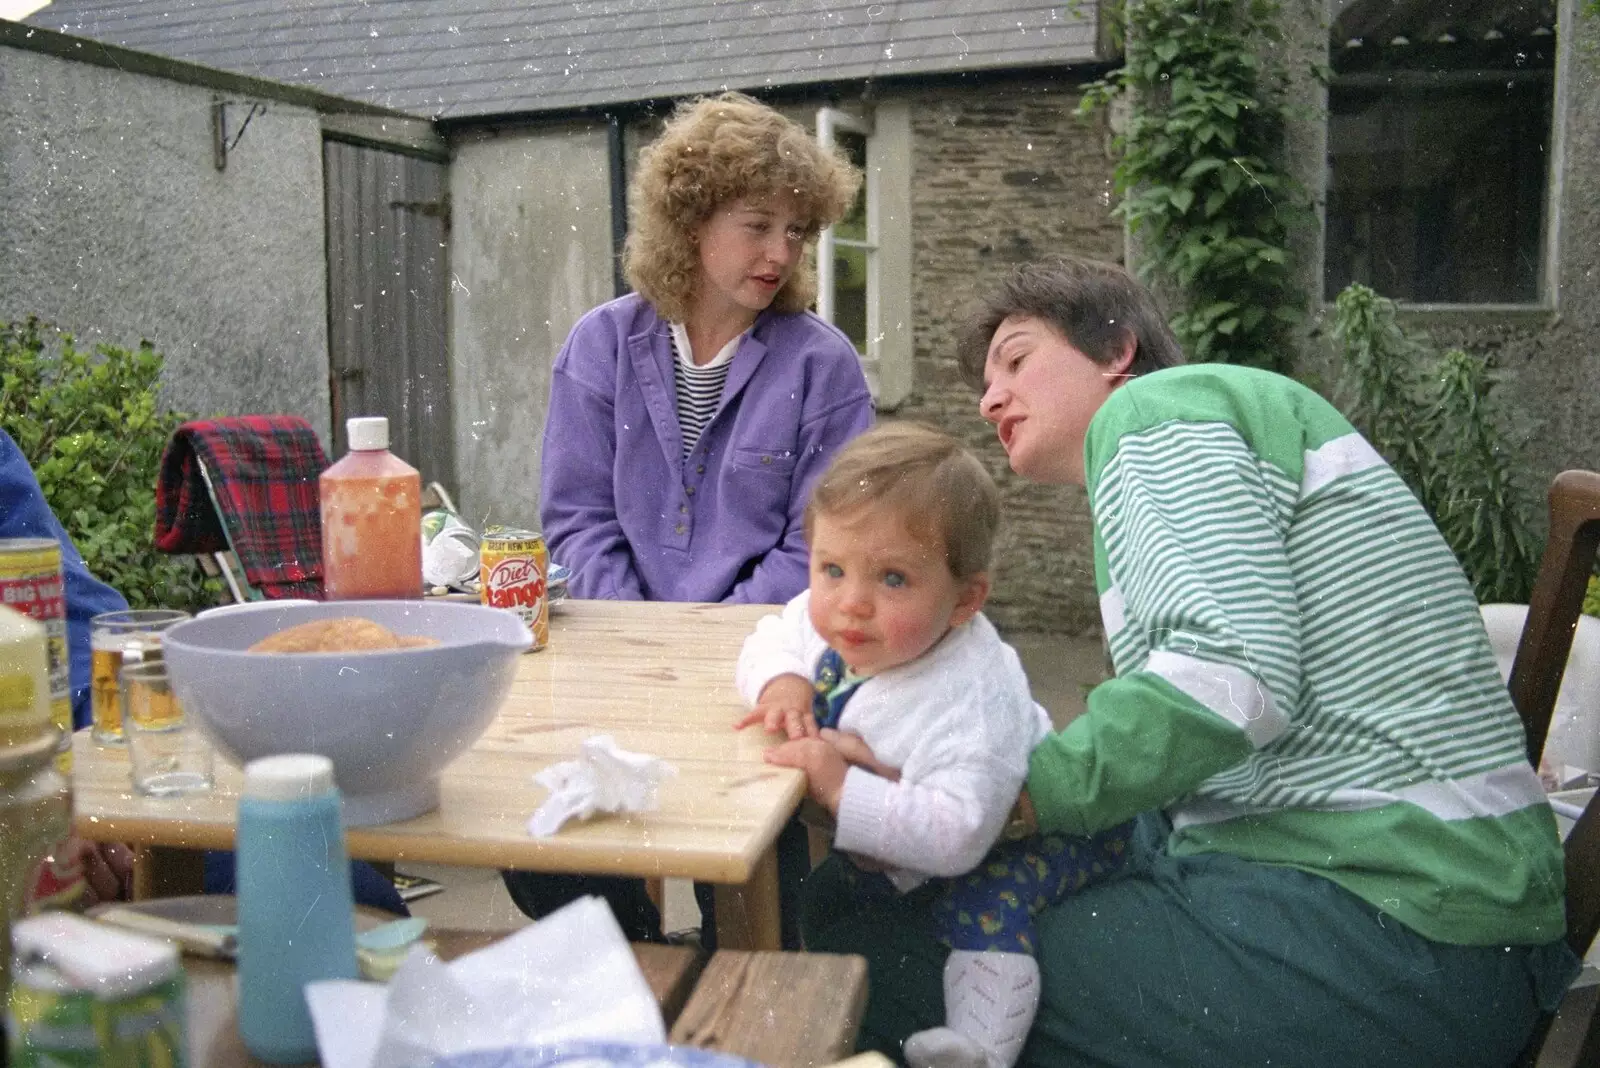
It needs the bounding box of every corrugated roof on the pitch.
[1331,0,1555,44]
[1330,0,1557,75]
[26,0,1102,120]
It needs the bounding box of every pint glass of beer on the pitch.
[88,609,190,743]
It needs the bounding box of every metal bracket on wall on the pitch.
[212,99,267,171]
[389,196,452,234]
[389,197,450,219]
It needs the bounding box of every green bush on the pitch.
[0,317,217,611]
[1329,285,1539,604]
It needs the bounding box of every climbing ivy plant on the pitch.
[1080,0,1305,372]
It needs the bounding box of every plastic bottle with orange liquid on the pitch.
[319,417,422,600]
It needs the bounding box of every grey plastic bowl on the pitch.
[163,600,532,826]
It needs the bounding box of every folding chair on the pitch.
[154,416,329,601]
[192,456,255,604]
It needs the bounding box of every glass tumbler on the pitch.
[122,659,213,797]
[89,609,190,743]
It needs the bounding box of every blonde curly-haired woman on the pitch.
[512,92,872,946]
[541,90,870,606]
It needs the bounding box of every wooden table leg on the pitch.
[131,846,205,900]
[713,846,781,950]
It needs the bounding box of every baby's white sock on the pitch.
[904,950,1041,1068]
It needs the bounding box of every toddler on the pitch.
[736,423,1130,1068]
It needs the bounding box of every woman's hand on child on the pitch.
[735,674,818,739]
[764,738,849,813]
[819,728,901,782]
[764,727,903,816]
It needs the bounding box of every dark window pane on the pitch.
[1325,4,1555,303]
[835,131,868,245]
[830,128,870,349]
[834,244,868,351]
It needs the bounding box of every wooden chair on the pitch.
[1509,470,1600,1066]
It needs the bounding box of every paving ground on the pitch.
[407,631,1109,935]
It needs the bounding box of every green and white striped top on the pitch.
[1026,363,1566,946]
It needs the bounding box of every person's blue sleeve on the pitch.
[0,430,130,728]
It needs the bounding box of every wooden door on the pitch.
[324,140,452,491]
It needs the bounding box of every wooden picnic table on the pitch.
[71,600,803,950]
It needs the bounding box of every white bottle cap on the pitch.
[243,753,337,802]
[347,416,390,451]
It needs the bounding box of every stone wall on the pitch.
[1303,1,1600,537]
[447,122,615,532]
[890,79,1123,635]
[1399,5,1600,513]
[0,45,332,442]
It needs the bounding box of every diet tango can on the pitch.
[480,529,549,651]
[0,540,70,770]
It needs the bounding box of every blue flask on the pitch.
[236,753,358,1064]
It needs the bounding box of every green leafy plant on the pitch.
[1585,576,1600,619]
[1425,349,1541,604]
[1080,0,1304,371]
[1330,285,1539,604]
[0,317,218,611]
[1326,280,1436,501]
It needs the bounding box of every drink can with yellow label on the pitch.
[480,529,548,651]
[0,541,69,772]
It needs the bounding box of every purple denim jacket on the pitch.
[540,294,874,605]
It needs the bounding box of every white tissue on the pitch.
[306,896,665,1068]
[421,523,480,588]
[528,735,677,838]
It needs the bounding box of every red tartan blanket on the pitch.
[154,416,328,599]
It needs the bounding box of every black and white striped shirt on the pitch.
[670,323,742,457]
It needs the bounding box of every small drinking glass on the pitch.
[122,659,213,797]
[89,609,190,744]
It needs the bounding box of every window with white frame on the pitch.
[1324,0,1559,306]
[817,103,912,409]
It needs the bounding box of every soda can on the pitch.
[0,540,69,772]
[7,912,188,1067]
[479,528,549,651]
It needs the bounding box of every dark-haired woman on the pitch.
[802,256,1577,1068]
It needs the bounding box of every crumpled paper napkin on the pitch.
[528,735,677,838]
[305,896,665,1068]
[421,510,481,589]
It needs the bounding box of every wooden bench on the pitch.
[426,935,871,1066]
[671,950,870,1067]
[183,929,868,1067]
